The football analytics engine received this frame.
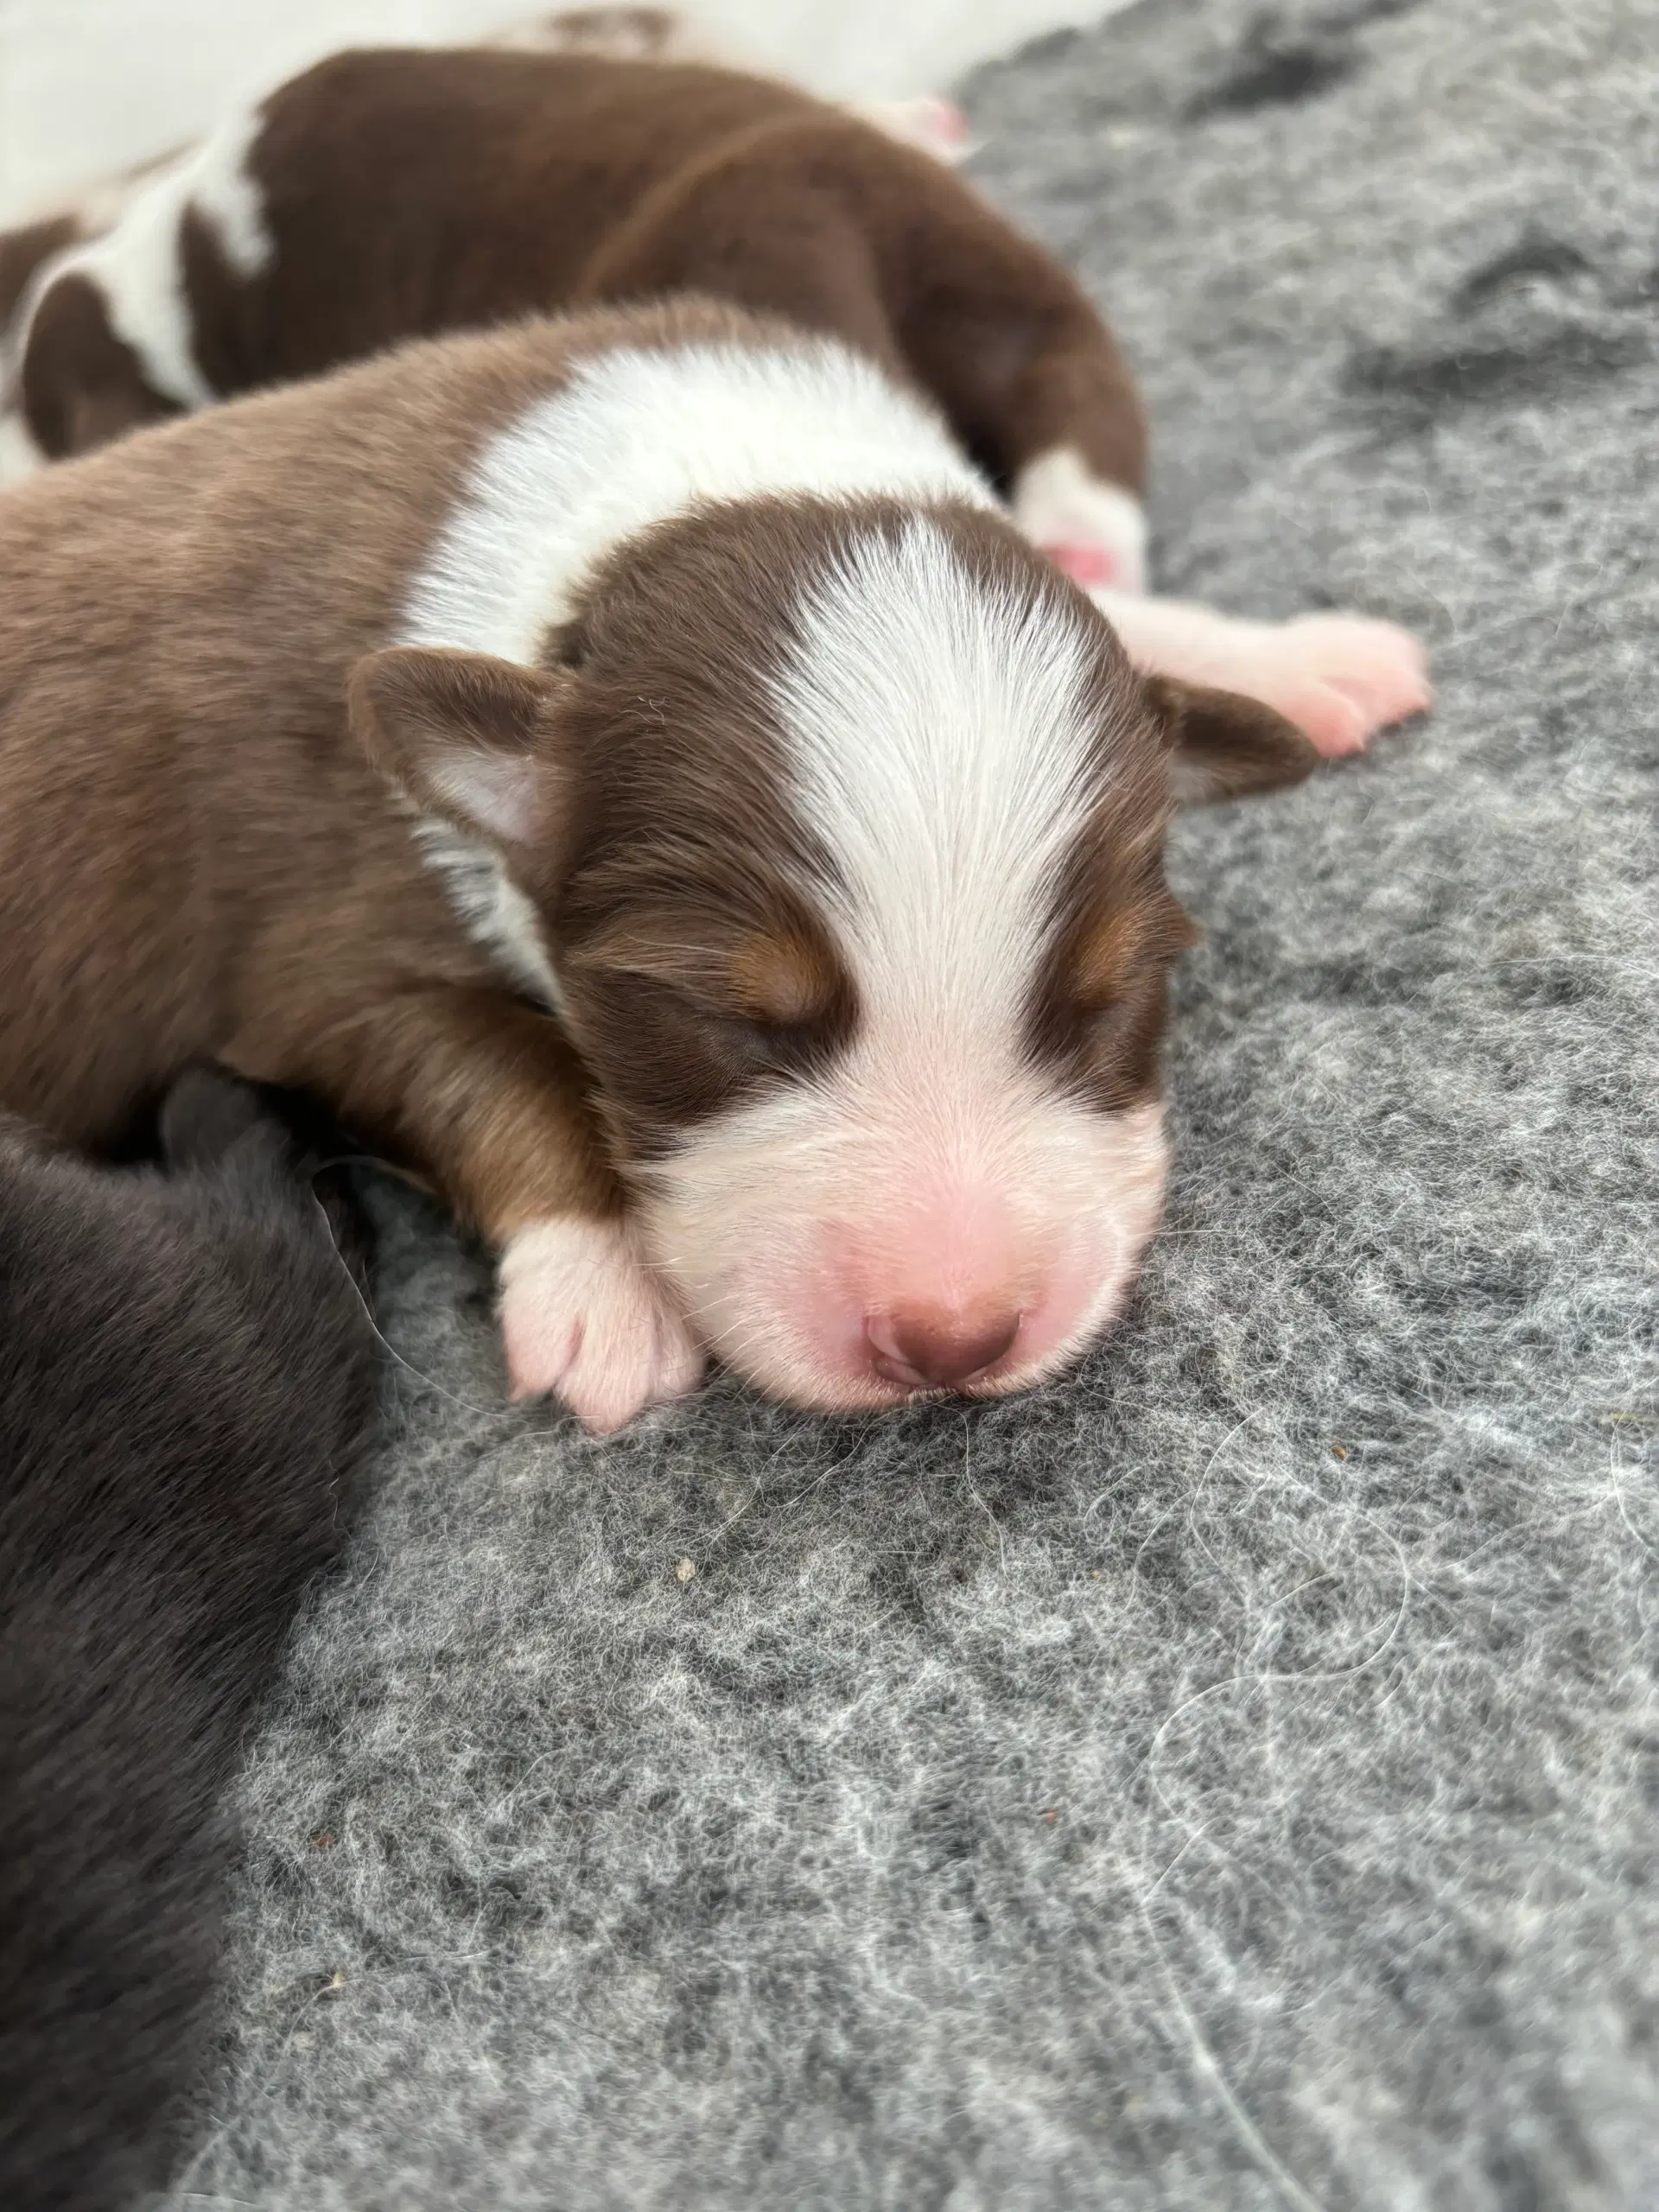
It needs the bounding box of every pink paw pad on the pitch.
[1046,540,1130,589]
[1274,615,1433,757]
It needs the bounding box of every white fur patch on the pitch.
[185,105,275,281]
[778,515,1096,1036]
[399,336,994,666]
[406,816,565,1013]
[499,1214,703,1431]
[1089,588,1432,758]
[10,108,272,414]
[397,335,994,988]
[0,410,43,487]
[1014,446,1148,594]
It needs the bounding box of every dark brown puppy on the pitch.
[0,1068,378,2212]
[4,41,1151,588]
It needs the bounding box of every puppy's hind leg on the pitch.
[888,191,1151,591]
[1095,588,1432,759]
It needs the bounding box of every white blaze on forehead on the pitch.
[400,337,994,664]
[10,108,273,413]
[776,518,1097,1045]
[396,333,995,1014]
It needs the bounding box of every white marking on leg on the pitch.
[499,1215,703,1431]
[1014,446,1148,594]
[1091,588,1432,757]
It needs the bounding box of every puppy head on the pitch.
[354,496,1313,1409]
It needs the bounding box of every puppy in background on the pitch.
[0,8,968,481]
[0,10,1423,753]
[0,1070,379,2212]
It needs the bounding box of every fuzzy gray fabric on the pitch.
[162,3,1658,2206]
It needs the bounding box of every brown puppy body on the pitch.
[0,312,619,1236]
[7,44,1147,575]
[0,299,1325,1424]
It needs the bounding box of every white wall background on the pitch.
[0,0,1126,222]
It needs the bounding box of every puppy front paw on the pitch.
[1098,594,1431,759]
[499,1216,703,1433]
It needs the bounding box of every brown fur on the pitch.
[17,270,180,454]
[14,47,1145,498]
[0,308,694,1237]
[0,300,1306,1288]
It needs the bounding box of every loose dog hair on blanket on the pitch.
[0,1068,380,2212]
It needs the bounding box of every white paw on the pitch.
[1014,448,1148,594]
[1094,592,1430,757]
[856,95,974,164]
[499,1216,703,1434]
[1268,613,1433,755]
[0,410,44,489]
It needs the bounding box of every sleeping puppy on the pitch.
[3,38,1140,578]
[0,28,1427,755]
[0,1069,378,2211]
[0,298,1421,1430]
[0,16,972,468]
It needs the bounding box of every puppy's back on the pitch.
[0,1070,379,2210]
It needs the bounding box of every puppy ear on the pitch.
[349,645,569,849]
[1144,675,1321,805]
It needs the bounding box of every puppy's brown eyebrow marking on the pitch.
[1067,893,1197,1010]
[727,928,839,1023]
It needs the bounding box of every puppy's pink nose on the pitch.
[867,1307,1020,1392]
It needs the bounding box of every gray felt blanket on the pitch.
[162,2,1659,2205]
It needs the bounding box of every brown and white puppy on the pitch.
[3,42,1132,563]
[0,299,1345,1430]
[0,10,968,483]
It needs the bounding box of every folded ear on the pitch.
[349,645,569,849]
[1143,675,1322,805]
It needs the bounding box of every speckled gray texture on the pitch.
[165,3,1659,2206]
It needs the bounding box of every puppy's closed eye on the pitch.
[715,1007,838,1079]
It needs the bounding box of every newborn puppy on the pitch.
[0,1069,378,2212]
[0,21,1431,754]
[3,37,1143,582]
[0,298,1377,1429]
